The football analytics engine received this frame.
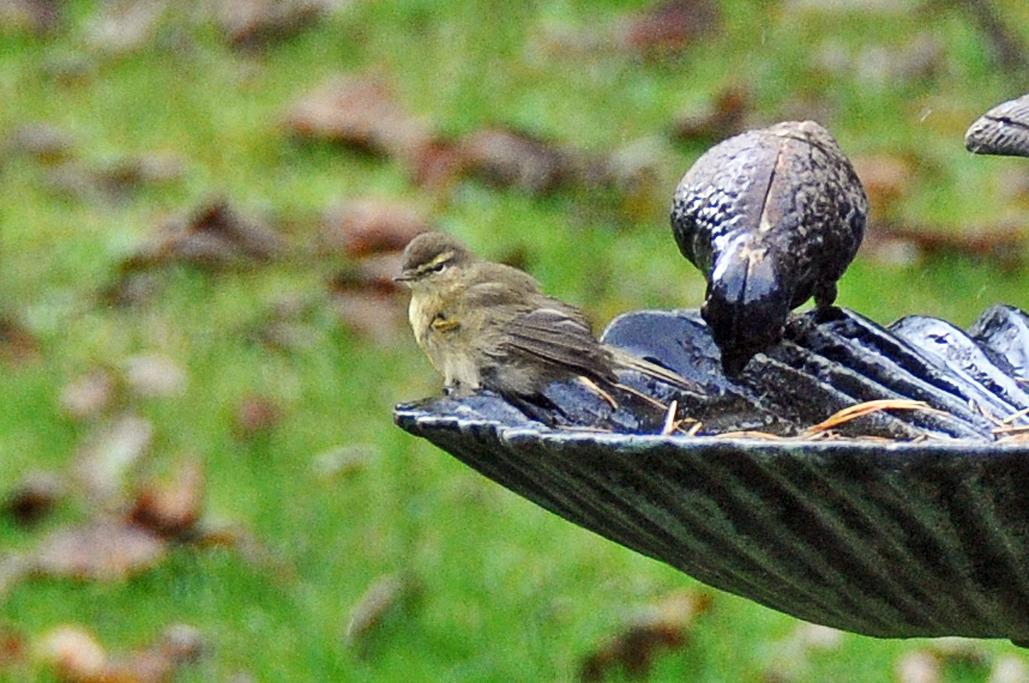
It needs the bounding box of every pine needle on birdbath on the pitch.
[803,400,940,436]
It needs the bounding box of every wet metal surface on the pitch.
[395,306,1029,641]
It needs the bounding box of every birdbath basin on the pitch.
[394,305,1029,643]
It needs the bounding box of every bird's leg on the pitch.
[813,280,838,309]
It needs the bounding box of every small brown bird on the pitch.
[395,232,691,411]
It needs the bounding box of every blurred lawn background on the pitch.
[3,0,1029,680]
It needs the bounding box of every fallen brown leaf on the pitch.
[896,650,940,683]
[43,154,185,202]
[458,127,574,195]
[73,414,154,503]
[344,573,418,656]
[0,626,25,668]
[4,122,76,164]
[850,154,915,221]
[406,138,464,189]
[328,258,408,342]
[0,0,62,35]
[34,623,203,683]
[812,33,944,89]
[100,623,204,683]
[989,654,1029,683]
[762,622,845,682]
[332,252,405,295]
[35,625,107,683]
[247,295,323,353]
[128,458,205,539]
[580,590,712,681]
[59,368,120,421]
[867,221,1027,271]
[188,522,296,581]
[215,0,330,49]
[671,86,750,143]
[619,0,721,56]
[233,394,283,439]
[123,198,285,272]
[285,73,433,161]
[896,640,991,683]
[321,199,433,257]
[310,444,377,481]
[0,315,41,367]
[86,0,170,55]
[3,471,64,527]
[30,519,167,582]
[582,136,670,221]
[331,290,406,344]
[99,271,165,309]
[123,353,188,399]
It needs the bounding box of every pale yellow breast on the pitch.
[408,289,481,391]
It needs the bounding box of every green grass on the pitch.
[3,0,1029,680]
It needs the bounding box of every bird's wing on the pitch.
[498,305,617,383]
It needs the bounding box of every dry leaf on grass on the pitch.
[30,519,167,582]
[98,624,203,683]
[328,259,407,343]
[310,444,377,481]
[73,414,154,503]
[86,0,170,55]
[0,0,62,35]
[35,625,107,682]
[866,222,1027,272]
[285,73,433,161]
[457,127,574,195]
[0,626,26,668]
[989,654,1029,683]
[2,471,64,527]
[59,369,119,421]
[850,154,916,221]
[580,590,712,681]
[896,640,990,683]
[321,199,433,257]
[671,86,750,143]
[763,622,845,682]
[0,316,41,367]
[215,0,331,49]
[187,522,296,581]
[896,650,941,683]
[233,395,284,439]
[331,290,406,344]
[246,295,323,353]
[128,458,205,539]
[43,154,185,202]
[123,353,188,399]
[35,623,202,683]
[618,0,721,56]
[406,138,464,189]
[344,574,419,656]
[122,199,285,272]
[99,271,165,309]
[4,122,76,164]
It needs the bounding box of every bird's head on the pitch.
[395,232,476,290]
[701,235,793,376]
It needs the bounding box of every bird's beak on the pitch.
[393,270,415,284]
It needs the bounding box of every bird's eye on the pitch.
[428,261,449,273]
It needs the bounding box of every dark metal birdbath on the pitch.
[394,102,1029,643]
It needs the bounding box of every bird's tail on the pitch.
[607,347,696,392]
